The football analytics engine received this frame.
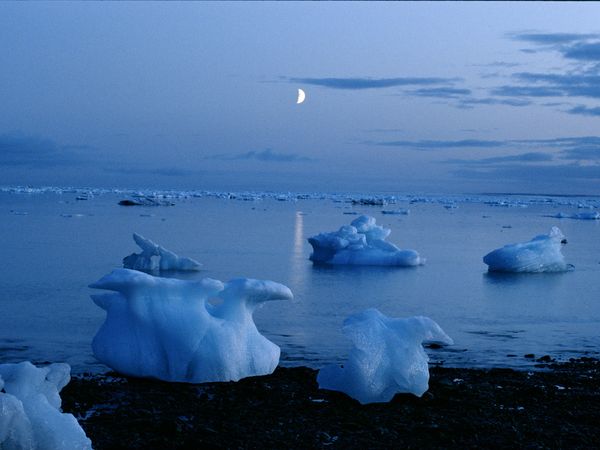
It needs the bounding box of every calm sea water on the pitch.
[1,191,599,373]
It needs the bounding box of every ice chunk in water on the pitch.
[483,227,569,273]
[308,215,424,266]
[123,233,202,271]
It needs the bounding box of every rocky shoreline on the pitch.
[61,358,600,449]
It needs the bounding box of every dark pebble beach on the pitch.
[60,357,600,449]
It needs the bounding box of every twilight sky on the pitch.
[1,2,600,194]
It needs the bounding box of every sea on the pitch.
[1,187,599,374]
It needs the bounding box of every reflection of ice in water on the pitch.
[289,211,306,286]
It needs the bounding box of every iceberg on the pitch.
[0,362,92,450]
[317,309,453,403]
[483,227,569,273]
[123,233,202,271]
[308,215,424,266]
[90,268,293,383]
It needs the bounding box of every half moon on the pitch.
[297,88,306,104]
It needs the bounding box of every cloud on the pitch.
[375,139,506,149]
[0,133,91,168]
[491,85,566,98]
[560,145,600,161]
[491,72,600,100]
[286,76,459,90]
[446,152,553,166]
[458,97,532,108]
[514,136,600,147]
[407,87,471,99]
[209,149,314,163]
[567,105,600,116]
[510,32,599,45]
[104,167,195,177]
[563,42,600,61]
[455,163,600,182]
[362,128,405,134]
[483,33,600,110]
[473,61,521,68]
[372,136,600,164]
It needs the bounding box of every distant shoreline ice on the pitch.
[2,185,599,210]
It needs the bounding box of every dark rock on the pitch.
[118,199,141,206]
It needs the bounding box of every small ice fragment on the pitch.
[483,227,569,273]
[381,209,409,215]
[317,308,453,403]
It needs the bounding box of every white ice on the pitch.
[317,309,453,404]
[122,233,202,271]
[483,226,569,273]
[0,362,92,450]
[381,209,410,215]
[90,268,293,383]
[553,211,599,220]
[308,215,424,266]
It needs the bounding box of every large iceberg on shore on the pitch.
[0,362,92,450]
[123,233,202,272]
[308,215,424,266]
[317,309,452,404]
[90,269,292,383]
[483,227,569,273]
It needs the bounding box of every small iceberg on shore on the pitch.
[317,309,453,403]
[308,215,424,266]
[123,233,202,271]
[483,227,569,273]
[0,362,92,450]
[90,269,293,383]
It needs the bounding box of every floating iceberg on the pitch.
[317,309,453,404]
[123,233,202,272]
[90,269,293,383]
[0,362,92,450]
[483,227,569,273]
[308,215,424,266]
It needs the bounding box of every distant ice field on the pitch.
[1,189,599,373]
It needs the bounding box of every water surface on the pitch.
[1,191,599,373]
